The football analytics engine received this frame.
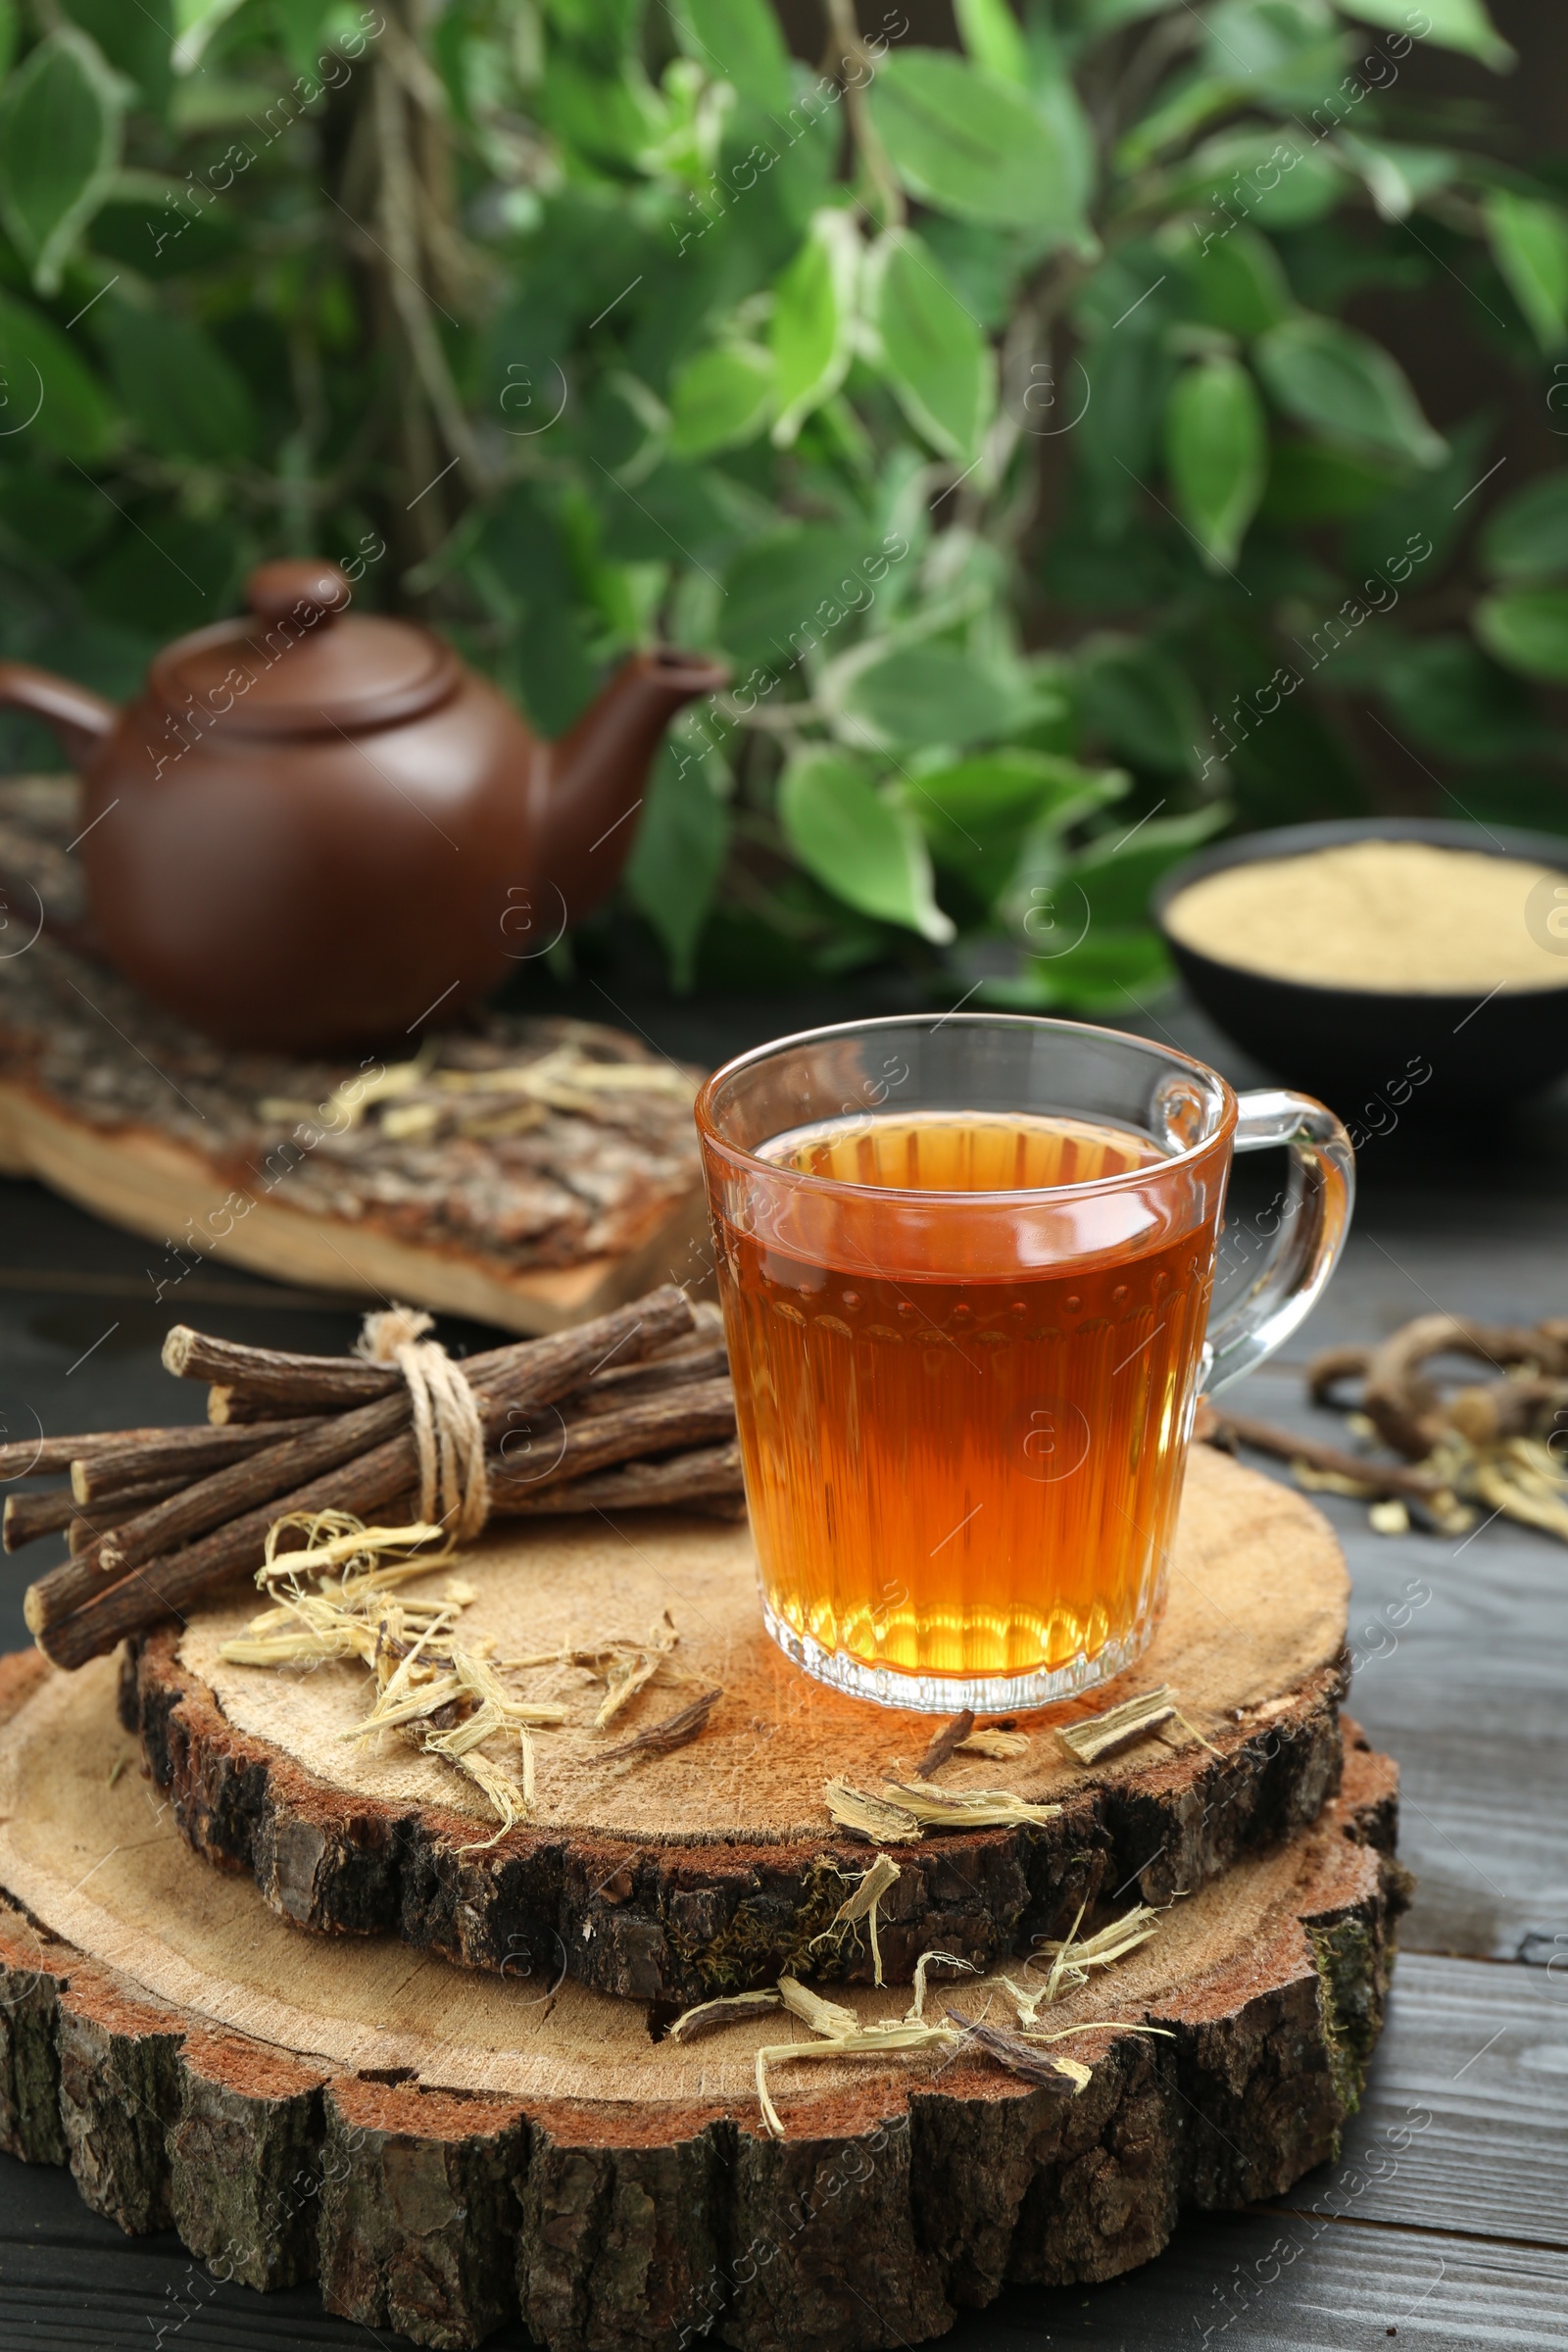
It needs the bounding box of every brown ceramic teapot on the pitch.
[0,559,727,1051]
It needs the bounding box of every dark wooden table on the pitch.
[1,989,1564,2350]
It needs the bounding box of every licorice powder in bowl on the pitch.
[1161,839,1568,995]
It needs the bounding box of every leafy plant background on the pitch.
[0,0,1565,1011]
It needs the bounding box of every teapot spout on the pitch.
[539,648,729,925]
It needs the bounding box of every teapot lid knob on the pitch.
[246,559,353,627]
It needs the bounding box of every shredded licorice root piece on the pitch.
[956,1728,1030,1760]
[824,1779,922,1843]
[758,1974,956,2133]
[666,1988,783,2044]
[913,1709,974,1779]
[598,1684,722,1762]
[824,1775,1062,1840]
[945,2013,1091,2094]
[1024,1899,1163,2009]
[810,1854,903,1985]
[1057,1686,1220,1765]
[879,1780,1063,1830]
[665,1912,1164,2140]
[218,1511,548,1842]
[668,1884,1164,2136]
[594,1611,681,1727]
[904,1949,976,2022]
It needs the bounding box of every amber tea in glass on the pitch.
[697,1017,1353,1712]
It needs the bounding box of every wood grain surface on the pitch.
[113,1446,1352,2000]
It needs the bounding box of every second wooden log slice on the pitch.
[123,1447,1351,2002]
[0,1646,1406,2352]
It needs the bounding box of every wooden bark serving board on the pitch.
[0,1646,1405,2352]
[123,1447,1352,2003]
[0,777,707,1333]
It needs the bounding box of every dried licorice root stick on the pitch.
[1206,1408,1451,1505]
[0,1427,233,1481]
[94,1332,729,1587]
[29,1433,426,1669]
[490,1380,736,1500]
[88,1288,702,1587]
[163,1329,406,1421]
[94,1390,426,1581]
[5,1476,185,1551]
[189,1286,701,1425]
[72,1418,326,1504]
[490,1441,745,1516]
[27,1289,697,1671]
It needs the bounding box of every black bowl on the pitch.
[1152,818,1568,1123]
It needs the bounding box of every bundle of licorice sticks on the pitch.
[10,1286,740,1674]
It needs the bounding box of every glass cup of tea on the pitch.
[695,1014,1353,1713]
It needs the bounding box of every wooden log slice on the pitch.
[0,776,709,1335]
[122,1447,1352,2003]
[0,1646,1407,2352]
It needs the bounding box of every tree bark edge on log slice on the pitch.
[0,1649,1410,2352]
[122,1627,1351,2005]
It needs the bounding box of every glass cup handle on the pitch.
[1204,1088,1355,1397]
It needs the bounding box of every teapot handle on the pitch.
[0,662,116,766]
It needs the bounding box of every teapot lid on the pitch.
[149,560,461,738]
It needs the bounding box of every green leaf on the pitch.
[596,460,735,567]
[668,341,773,457]
[769,209,858,446]
[1116,72,1245,174]
[954,0,1029,82]
[97,303,255,463]
[625,744,731,990]
[1253,315,1446,468]
[1169,222,1295,338]
[826,639,1018,750]
[0,289,114,461]
[1074,638,1205,775]
[1338,133,1457,223]
[865,229,995,466]
[85,506,238,637]
[1361,634,1556,761]
[869,49,1091,241]
[542,53,663,172]
[271,0,337,87]
[778,748,955,942]
[1475,586,1568,685]
[0,467,110,562]
[918,217,1028,332]
[719,522,895,668]
[1174,130,1344,234]
[1201,0,1349,98]
[1071,0,1173,33]
[88,185,241,275]
[1341,412,1490,580]
[1333,0,1514,72]
[1002,925,1174,1011]
[62,0,173,111]
[0,28,123,294]
[1071,306,1179,537]
[1164,357,1267,572]
[1222,677,1367,823]
[673,0,793,116]
[1480,472,1568,583]
[172,0,249,75]
[1484,192,1568,353]
[1260,439,1403,522]
[1067,805,1230,929]
[914,750,1122,906]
